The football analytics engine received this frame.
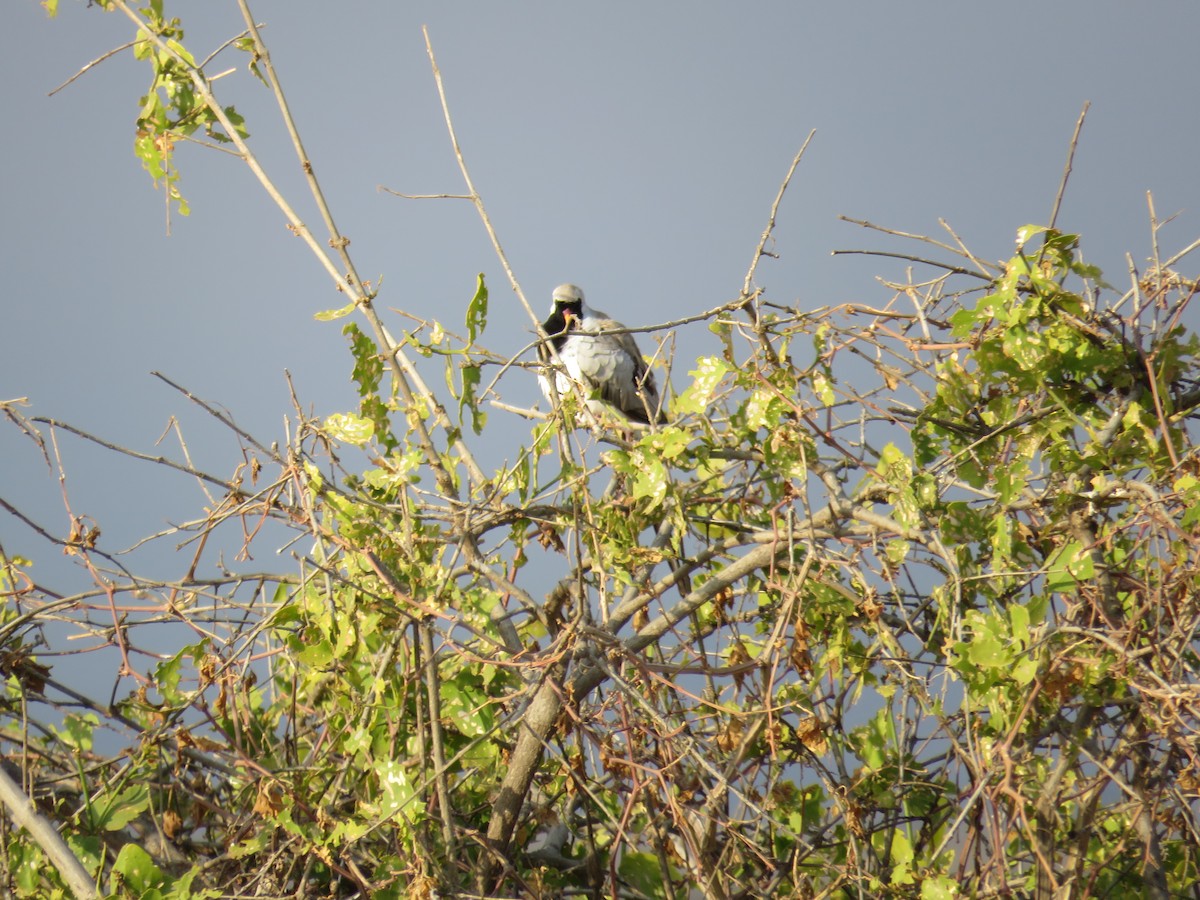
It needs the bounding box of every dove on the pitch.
[538,283,666,426]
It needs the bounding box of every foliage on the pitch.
[4,2,1200,898]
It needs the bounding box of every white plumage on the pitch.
[538,284,666,426]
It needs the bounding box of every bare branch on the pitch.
[48,39,136,97]
[1048,101,1090,233]
[421,27,539,330]
[0,766,97,899]
[742,132,816,298]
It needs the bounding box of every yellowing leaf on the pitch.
[314,301,357,321]
[324,412,375,446]
[675,357,728,415]
[811,370,836,406]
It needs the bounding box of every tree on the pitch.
[4,2,1200,897]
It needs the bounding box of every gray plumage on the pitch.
[538,283,666,425]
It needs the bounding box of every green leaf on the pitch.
[10,842,41,893]
[458,362,485,434]
[626,448,668,509]
[966,629,1005,668]
[314,301,357,321]
[618,852,665,897]
[54,713,98,752]
[165,38,195,67]
[857,707,896,770]
[876,442,910,484]
[1009,603,1030,647]
[1015,224,1048,250]
[811,369,836,406]
[1044,541,1095,591]
[296,638,334,668]
[165,868,222,900]
[887,829,915,885]
[133,31,154,61]
[949,304,982,337]
[227,831,272,859]
[66,834,102,881]
[465,273,488,344]
[91,784,151,832]
[152,646,190,705]
[1012,655,1039,687]
[441,681,495,736]
[375,759,414,819]
[885,538,910,566]
[222,105,249,140]
[921,874,962,899]
[111,844,166,894]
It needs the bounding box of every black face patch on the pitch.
[541,300,582,352]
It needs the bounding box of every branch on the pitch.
[1047,101,1090,234]
[742,132,816,298]
[479,657,571,890]
[421,27,540,331]
[32,418,239,494]
[230,2,486,494]
[0,765,97,899]
[106,0,350,295]
[830,248,990,279]
[48,39,136,96]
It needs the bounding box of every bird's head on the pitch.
[550,283,587,326]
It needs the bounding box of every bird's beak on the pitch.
[562,309,576,329]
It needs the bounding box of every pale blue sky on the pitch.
[4,2,1200,594]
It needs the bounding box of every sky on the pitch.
[3,2,1200,691]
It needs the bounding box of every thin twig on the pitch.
[422,27,538,330]
[830,249,989,279]
[839,216,991,271]
[378,188,473,201]
[152,372,276,457]
[742,132,816,299]
[418,28,593,460]
[32,417,238,493]
[1147,191,1163,298]
[229,1,485,493]
[937,218,997,278]
[234,1,358,291]
[1162,234,1200,270]
[105,0,351,295]
[48,40,136,96]
[197,23,266,72]
[1047,101,1089,232]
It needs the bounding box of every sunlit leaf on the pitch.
[324,412,375,446]
[314,301,357,321]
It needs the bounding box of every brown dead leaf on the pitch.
[715,717,745,753]
[161,809,182,841]
[860,593,883,622]
[0,648,49,695]
[252,778,284,818]
[536,523,565,554]
[795,715,828,756]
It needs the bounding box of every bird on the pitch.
[537,283,666,426]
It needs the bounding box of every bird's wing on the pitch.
[572,316,662,424]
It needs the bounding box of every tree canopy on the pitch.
[4,3,1200,898]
